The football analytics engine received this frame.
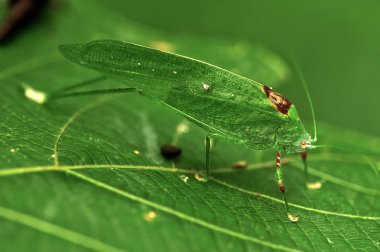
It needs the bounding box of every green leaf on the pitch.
[1,1,380,252]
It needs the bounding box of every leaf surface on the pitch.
[0,1,379,252]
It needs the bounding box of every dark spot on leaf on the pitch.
[0,0,49,43]
[160,144,182,159]
[263,85,292,115]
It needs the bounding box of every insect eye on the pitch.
[300,141,307,148]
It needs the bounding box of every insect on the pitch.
[49,40,318,222]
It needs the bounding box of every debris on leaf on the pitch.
[306,182,323,190]
[144,211,157,222]
[160,144,181,159]
[287,213,299,223]
[232,160,248,170]
[10,148,18,153]
[179,175,189,183]
[24,85,47,104]
[202,83,210,91]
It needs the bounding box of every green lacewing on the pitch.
[55,40,318,222]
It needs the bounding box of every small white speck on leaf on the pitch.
[306,182,323,190]
[24,86,47,104]
[133,150,140,155]
[202,83,210,91]
[51,154,56,158]
[173,71,177,74]
[144,211,157,222]
[287,213,299,223]
[10,148,18,153]
[137,62,141,66]
[327,238,334,244]
[180,175,189,183]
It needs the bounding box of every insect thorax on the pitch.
[275,106,309,153]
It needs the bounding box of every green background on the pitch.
[110,0,380,136]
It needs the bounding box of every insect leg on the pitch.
[202,133,225,182]
[49,76,107,97]
[205,134,212,181]
[301,151,308,179]
[47,87,142,102]
[275,151,298,221]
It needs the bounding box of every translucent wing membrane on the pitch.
[59,40,290,150]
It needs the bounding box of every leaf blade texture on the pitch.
[0,1,379,251]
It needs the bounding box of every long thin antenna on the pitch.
[290,57,317,142]
[310,144,342,150]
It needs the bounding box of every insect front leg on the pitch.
[204,134,212,181]
[301,151,308,179]
[200,133,223,182]
[275,151,298,222]
[302,151,322,190]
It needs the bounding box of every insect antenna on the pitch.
[291,58,317,142]
[362,156,380,209]
[311,143,380,202]
[309,144,340,149]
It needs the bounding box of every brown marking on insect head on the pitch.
[263,85,292,115]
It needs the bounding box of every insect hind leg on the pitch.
[47,87,142,102]
[50,76,107,97]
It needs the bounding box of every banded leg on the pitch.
[275,151,298,221]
